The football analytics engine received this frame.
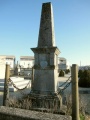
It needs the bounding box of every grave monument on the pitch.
[31,2,61,109]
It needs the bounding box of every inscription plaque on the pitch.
[40,60,47,69]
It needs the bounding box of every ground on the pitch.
[0,73,90,118]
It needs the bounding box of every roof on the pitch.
[58,57,66,60]
[0,55,15,59]
[20,56,34,59]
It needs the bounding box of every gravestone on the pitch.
[31,2,62,110]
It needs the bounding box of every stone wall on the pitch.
[0,106,72,120]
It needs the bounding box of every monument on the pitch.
[31,2,61,109]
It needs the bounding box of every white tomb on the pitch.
[0,77,31,92]
[0,58,6,79]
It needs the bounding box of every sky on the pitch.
[0,0,90,66]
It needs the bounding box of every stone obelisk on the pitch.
[38,2,55,47]
[31,2,60,95]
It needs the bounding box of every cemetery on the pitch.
[0,2,90,120]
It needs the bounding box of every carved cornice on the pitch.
[33,64,58,70]
[31,47,60,55]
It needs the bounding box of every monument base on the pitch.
[32,69,58,94]
[29,92,62,112]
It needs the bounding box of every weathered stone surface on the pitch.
[28,92,62,110]
[32,69,58,93]
[31,48,60,94]
[0,106,72,120]
[31,2,61,111]
[38,2,55,47]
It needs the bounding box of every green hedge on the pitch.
[65,69,70,74]
[78,70,90,88]
[59,70,64,77]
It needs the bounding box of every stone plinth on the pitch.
[29,92,62,112]
[0,106,72,120]
[31,47,60,94]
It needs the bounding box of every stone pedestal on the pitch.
[31,47,61,109]
[29,92,62,112]
[31,47,60,94]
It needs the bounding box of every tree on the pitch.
[59,70,64,77]
[79,70,90,88]
[65,69,70,74]
[78,70,83,78]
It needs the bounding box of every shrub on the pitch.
[78,70,83,78]
[65,69,70,74]
[59,70,64,77]
[79,70,90,88]
[63,93,87,119]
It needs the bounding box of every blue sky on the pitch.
[0,0,90,66]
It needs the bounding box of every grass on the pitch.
[80,113,85,120]
[7,92,89,119]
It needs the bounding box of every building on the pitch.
[0,55,70,73]
[79,65,90,70]
[58,57,70,70]
[19,56,70,71]
[0,55,15,69]
[20,56,34,68]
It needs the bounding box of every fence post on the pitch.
[31,66,34,90]
[3,64,10,106]
[71,64,80,120]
